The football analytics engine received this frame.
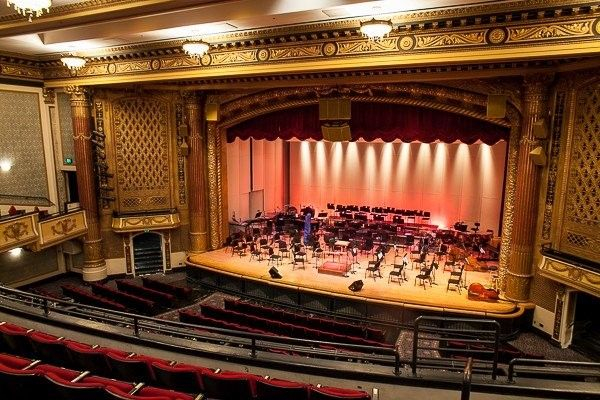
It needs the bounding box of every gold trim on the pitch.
[539,255,600,298]
[111,213,181,233]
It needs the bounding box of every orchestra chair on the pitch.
[292,251,305,270]
[249,243,263,262]
[435,243,448,263]
[366,252,383,281]
[278,240,290,259]
[447,264,465,294]
[267,247,281,267]
[443,260,456,274]
[411,251,426,270]
[414,266,434,290]
[471,222,480,234]
[313,243,324,268]
[388,263,404,285]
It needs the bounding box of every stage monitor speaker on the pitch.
[205,102,219,121]
[268,267,282,279]
[321,124,351,142]
[319,98,351,121]
[533,119,548,139]
[529,146,547,166]
[348,279,364,292]
[486,95,507,118]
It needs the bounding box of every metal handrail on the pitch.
[508,358,600,382]
[0,285,401,371]
[412,316,500,379]
[461,357,473,400]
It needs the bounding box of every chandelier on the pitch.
[182,39,210,60]
[60,55,86,71]
[360,18,393,41]
[6,0,51,22]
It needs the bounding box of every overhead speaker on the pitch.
[321,124,351,142]
[529,146,547,166]
[205,102,219,121]
[486,95,507,118]
[348,279,364,292]
[532,119,548,139]
[268,267,282,279]
[319,98,351,121]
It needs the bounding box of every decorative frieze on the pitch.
[31,210,88,251]
[111,213,181,233]
[539,255,600,298]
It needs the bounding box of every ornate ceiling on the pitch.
[0,0,598,87]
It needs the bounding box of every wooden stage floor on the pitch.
[187,248,520,317]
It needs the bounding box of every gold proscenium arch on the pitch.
[206,83,520,288]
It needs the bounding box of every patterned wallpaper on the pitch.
[57,92,75,165]
[0,89,50,205]
[0,247,59,285]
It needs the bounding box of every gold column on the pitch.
[206,121,225,249]
[185,93,208,254]
[67,86,107,282]
[505,74,552,301]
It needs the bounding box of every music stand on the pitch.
[348,246,360,274]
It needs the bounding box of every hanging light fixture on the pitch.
[6,0,51,22]
[182,39,210,60]
[360,18,393,41]
[60,55,86,71]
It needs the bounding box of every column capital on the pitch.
[66,85,89,103]
[42,88,55,104]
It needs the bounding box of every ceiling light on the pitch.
[6,0,51,22]
[60,55,86,71]
[0,160,12,172]
[182,39,210,60]
[360,18,393,41]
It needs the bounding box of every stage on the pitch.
[187,247,521,318]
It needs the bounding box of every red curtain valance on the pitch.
[226,102,509,144]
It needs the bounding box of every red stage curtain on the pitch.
[227,102,509,144]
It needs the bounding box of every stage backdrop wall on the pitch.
[227,138,284,221]
[289,140,507,234]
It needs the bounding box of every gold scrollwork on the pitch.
[270,45,322,60]
[507,21,593,42]
[488,28,507,44]
[337,38,398,54]
[3,222,29,241]
[51,218,77,235]
[415,31,486,48]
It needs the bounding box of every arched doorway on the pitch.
[131,232,164,275]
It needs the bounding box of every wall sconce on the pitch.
[0,159,13,172]
[180,141,189,156]
[9,247,23,257]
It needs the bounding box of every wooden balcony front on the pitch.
[31,209,88,251]
[0,213,39,253]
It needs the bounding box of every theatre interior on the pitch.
[0,1,599,399]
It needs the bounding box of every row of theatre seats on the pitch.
[180,303,393,353]
[0,321,371,400]
[61,277,193,315]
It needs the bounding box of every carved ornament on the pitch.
[111,213,181,233]
[539,255,600,298]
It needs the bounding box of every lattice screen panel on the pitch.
[560,82,600,263]
[113,97,172,212]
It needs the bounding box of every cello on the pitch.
[467,283,499,301]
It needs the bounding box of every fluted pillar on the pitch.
[505,74,553,301]
[185,93,208,254]
[67,86,107,282]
